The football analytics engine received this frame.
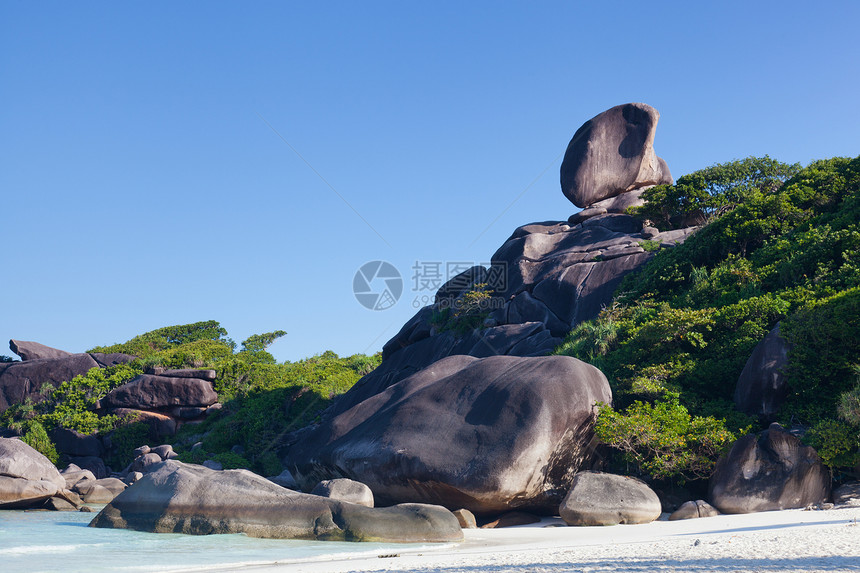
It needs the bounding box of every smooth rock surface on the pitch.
[0,437,68,508]
[709,424,830,514]
[669,500,720,520]
[288,355,611,515]
[559,472,662,526]
[102,374,217,409]
[89,461,463,542]
[560,103,672,208]
[734,325,790,418]
[9,340,72,361]
[0,353,101,413]
[311,478,374,508]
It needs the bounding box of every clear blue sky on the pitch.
[2,1,859,362]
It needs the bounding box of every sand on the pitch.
[232,505,860,573]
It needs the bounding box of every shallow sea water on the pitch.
[0,508,445,573]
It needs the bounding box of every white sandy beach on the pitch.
[228,506,860,573]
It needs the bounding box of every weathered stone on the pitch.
[160,369,217,381]
[709,424,830,514]
[88,352,136,368]
[559,472,662,526]
[133,445,151,457]
[112,409,177,437]
[268,469,298,490]
[203,460,223,471]
[43,495,80,511]
[102,374,217,410]
[9,340,72,361]
[734,325,790,418]
[288,355,611,515]
[50,427,104,458]
[311,479,374,508]
[560,103,672,208]
[61,465,97,491]
[170,406,209,419]
[89,461,463,543]
[132,453,164,473]
[151,444,177,460]
[0,438,67,508]
[668,500,720,520]
[0,437,65,488]
[453,508,477,529]
[126,471,145,484]
[833,482,860,506]
[0,353,101,413]
[68,456,108,479]
[79,478,127,503]
[480,511,541,529]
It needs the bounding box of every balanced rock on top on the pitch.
[560,102,673,208]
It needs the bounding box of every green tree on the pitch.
[636,156,801,230]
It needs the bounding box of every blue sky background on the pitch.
[2,1,859,362]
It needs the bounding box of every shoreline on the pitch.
[224,506,860,573]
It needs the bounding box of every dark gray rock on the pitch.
[101,374,217,410]
[61,464,97,491]
[668,500,720,520]
[709,424,830,514]
[203,460,223,471]
[734,325,790,418]
[833,482,860,506]
[68,456,108,479]
[50,428,104,458]
[559,471,662,526]
[133,445,151,458]
[79,477,127,503]
[88,353,136,368]
[288,355,611,515]
[435,266,489,304]
[560,103,673,208]
[160,369,217,381]
[9,340,72,361]
[0,353,101,413]
[89,461,464,543]
[151,445,176,460]
[132,453,164,473]
[480,511,541,529]
[311,478,374,508]
[268,469,298,490]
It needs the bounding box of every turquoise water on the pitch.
[0,508,447,573]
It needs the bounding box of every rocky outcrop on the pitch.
[559,472,662,526]
[0,340,135,413]
[9,340,72,361]
[287,354,611,515]
[560,103,673,208]
[311,478,374,507]
[101,374,217,410]
[668,500,720,521]
[709,424,830,514]
[89,461,463,543]
[314,105,691,422]
[734,325,791,418]
[833,483,860,506]
[0,437,78,510]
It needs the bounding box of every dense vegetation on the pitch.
[1,321,380,474]
[557,155,860,483]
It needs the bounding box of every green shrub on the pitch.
[20,420,59,464]
[431,283,496,334]
[104,421,151,470]
[804,419,860,469]
[594,396,738,483]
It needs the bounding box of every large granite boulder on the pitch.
[668,499,720,521]
[709,424,830,514]
[101,374,217,409]
[287,354,611,515]
[0,353,101,413]
[311,478,374,507]
[50,427,104,458]
[559,471,662,526]
[9,339,72,361]
[89,461,463,543]
[734,325,790,418]
[0,437,73,509]
[560,103,673,208]
[0,339,135,413]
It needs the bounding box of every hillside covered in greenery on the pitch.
[556,155,860,483]
[1,322,380,474]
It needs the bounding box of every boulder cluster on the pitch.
[2,103,856,541]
